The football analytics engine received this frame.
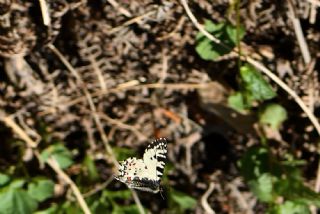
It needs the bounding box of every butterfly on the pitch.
[115,138,168,193]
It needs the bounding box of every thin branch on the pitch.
[309,2,317,24]
[39,82,210,115]
[88,54,107,91]
[83,118,97,151]
[98,112,148,141]
[0,114,37,148]
[157,16,186,41]
[108,10,156,34]
[93,82,208,97]
[229,181,254,214]
[47,158,92,214]
[106,0,132,17]
[287,0,311,64]
[47,44,81,80]
[83,176,114,198]
[316,160,320,193]
[200,182,215,214]
[38,0,51,26]
[306,0,320,7]
[158,48,168,83]
[131,190,145,214]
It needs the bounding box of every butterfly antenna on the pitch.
[159,186,165,200]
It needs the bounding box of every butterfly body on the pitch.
[115,138,168,193]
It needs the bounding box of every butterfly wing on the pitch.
[116,157,149,183]
[142,138,167,182]
[116,138,168,193]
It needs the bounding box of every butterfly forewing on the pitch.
[143,138,167,181]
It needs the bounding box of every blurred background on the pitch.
[1,0,320,213]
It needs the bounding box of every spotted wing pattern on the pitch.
[115,138,168,193]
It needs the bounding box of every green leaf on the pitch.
[0,189,38,214]
[60,201,82,214]
[240,64,276,103]
[203,20,225,34]
[228,92,245,111]
[162,163,174,184]
[226,24,245,44]
[195,38,222,60]
[112,205,140,214]
[83,155,99,181]
[113,147,136,162]
[240,146,320,208]
[103,190,132,200]
[40,144,74,169]
[34,204,58,214]
[238,147,271,181]
[0,173,10,187]
[281,154,306,167]
[275,177,320,207]
[196,21,224,40]
[259,103,287,129]
[171,190,197,211]
[268,201,310,214]
[89,197,112,214]
[248,173,275,202]
[27,179,54,202]
[196,20,245,60]
[9,179,25,189]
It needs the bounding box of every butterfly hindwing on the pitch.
[115,138,168,193]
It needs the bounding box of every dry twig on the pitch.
[106,0,132,17]
[0,114,37,148]
[83,176,114,198]
[200,182,216,214]
[287,0,311,64]
[39,82,210,115]
[228,180,254,214]
[98,112,148,141]
[107,10,156,34]
[47,158,92,214]
[38,0,51,26]
[306,0,320,7]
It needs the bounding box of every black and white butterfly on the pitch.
[115,138,167,193]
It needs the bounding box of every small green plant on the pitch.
[195,18,312,213]
[196,20,245,60]
[90,189,141,214]
[40,144,74,169]
[169,189,197,213]
[83,154,99,182]
[228,64,277,111]
[239,147,320,214]
[259,103,287,130]
[0,174,54,214]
